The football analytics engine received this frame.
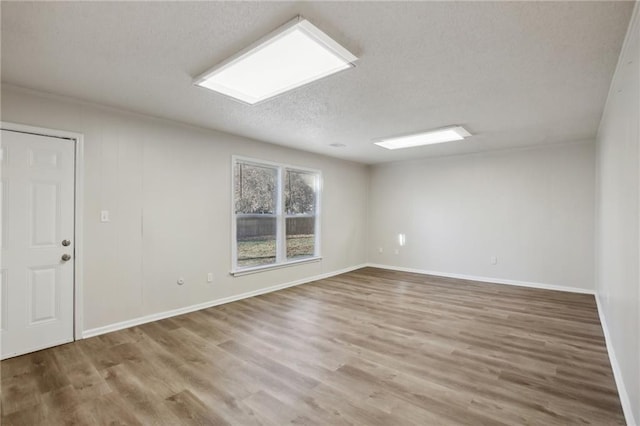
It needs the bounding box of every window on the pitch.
[232,157,320,273]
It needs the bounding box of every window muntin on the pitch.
[233,158,320,272]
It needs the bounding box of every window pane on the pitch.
[286,216,315,260]
[285,170,316,214]
[237,216,276,268]
[235,163,278,214]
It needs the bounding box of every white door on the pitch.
[1,129,75,359]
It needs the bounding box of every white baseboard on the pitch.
[365,263,596,295]
[82,263,591,339]
[366,263,634,424]
[82,263,367,339]
[82,261,633,424]
[594,294,637,426]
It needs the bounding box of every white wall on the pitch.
[595,3,639,424]
[1,85,369,333]
[368,142,596,291]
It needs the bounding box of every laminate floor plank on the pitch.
[164,389,230,426]
[1,267,625,425]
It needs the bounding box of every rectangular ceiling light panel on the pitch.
[374,126,472,150]
[195,17,357,104]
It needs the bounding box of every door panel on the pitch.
[1,269,7,332]
[1,129,75,359]
[29,149,60,169]
[1,181,7,250]
[28,266,59,324]
[30,182,60,247]
[1,145,8,165]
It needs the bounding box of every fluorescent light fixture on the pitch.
[374,126,472,150]
[194,16,357,105]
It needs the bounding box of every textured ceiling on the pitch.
[1,1,634,164]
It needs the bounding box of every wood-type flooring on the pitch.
[0,267,625,425]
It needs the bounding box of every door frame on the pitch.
[1,121,85,341]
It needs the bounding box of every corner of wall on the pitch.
[364,163,374,264]
[594,2,640,424]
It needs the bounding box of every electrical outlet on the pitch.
[490,256,497,265]
[207,273,214,283]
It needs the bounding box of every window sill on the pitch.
[231,256,322,277]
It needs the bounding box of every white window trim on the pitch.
[230,155,322,276]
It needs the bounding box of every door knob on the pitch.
[62,239,71,247]
[61,254,71,262]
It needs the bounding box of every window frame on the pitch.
[231,155,322,275]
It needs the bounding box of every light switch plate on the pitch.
[100,210,110,222]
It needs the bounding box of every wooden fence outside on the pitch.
[237,215,315,240]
